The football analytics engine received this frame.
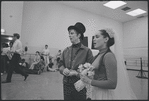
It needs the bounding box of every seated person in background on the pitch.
[34,56,45,72]
[47,58,57,72]
[20,58,42,75]
[56,50,61,65]
[19,59,29,69]
[15,58,27,74]
[29,51,40,70]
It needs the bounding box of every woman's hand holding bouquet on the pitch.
[74,63,95,92]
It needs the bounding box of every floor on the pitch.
[1,66,148,100]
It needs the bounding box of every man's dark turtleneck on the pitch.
[71,42,81,62]
[72,42,81,48]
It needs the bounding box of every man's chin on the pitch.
[70,40,74,43]
[94,46,97,49]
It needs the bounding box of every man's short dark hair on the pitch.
[13,33,20,39]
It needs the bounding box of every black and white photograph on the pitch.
[1,1,148,100]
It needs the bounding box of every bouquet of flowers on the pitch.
[74,63,95,92]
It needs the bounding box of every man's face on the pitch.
[45,45,48,49]
[13,36,17,41]
[68,29,80,44]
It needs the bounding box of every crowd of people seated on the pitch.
[23,49,62,74]
[47,58,57,72]
[1,45,62,76]
[20,51,45,75]
[19,58,41,75]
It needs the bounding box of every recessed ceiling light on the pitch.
[126,8,147,16]
[103,1,127,9]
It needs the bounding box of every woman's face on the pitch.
[45,45,48,49]
[68,29,80,44]
[13,36,17,41]
[93,31,108,50]
[36,52,39,55]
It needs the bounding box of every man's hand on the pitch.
[63,68,70,76]
[68,70,78,76]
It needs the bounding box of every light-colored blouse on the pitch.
[34,55,41,63]
[42,49,50,56]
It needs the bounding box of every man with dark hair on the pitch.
[19,59,29,69]
[59,22,93,100]
[21,58,43,75]
[2,33,29,83]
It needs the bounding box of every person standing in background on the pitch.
[58,22,93,100]
[41,45,50,71]
[2,33,29,83]
[1,43,10,75]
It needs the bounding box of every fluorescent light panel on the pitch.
[104,1,126,9]
[126,8,147,16]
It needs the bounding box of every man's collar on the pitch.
[72,42,81,48]
[70,43,85,49]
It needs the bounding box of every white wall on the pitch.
[21,1,123,56]
[1,1,24,38]
[123,17,148,58]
